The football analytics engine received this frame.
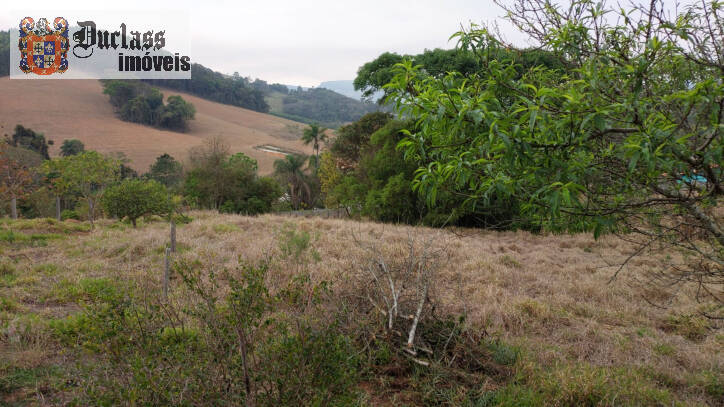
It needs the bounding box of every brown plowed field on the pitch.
[0,78,312,174]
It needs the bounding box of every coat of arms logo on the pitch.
[18,17,69,75]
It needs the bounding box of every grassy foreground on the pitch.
[0,212,721,406]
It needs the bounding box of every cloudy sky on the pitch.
[4,0,685,87]
[4,0,529,86]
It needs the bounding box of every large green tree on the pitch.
[147,153,184,188]
[387,0,723,300]
[102,179,171,227]
[42,151,120,226]
[60,139,85,157]
[184,138,282,214]
[8,125,53,160]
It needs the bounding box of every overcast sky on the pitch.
[3,0,685,87]
[4,0,528,86]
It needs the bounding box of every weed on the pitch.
[661,314,710,341]
[486,339,520,366]
[499,254,522,268]
[50,278,124,304]
[278,223,319,263]
[212,223,239,233]
[653,342,676,356]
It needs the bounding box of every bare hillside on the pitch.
[0,78,312,174]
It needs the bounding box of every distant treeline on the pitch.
[280,87,379,128]
[0,30,9,76]
[143,64,269,113]
[250,78,383,128]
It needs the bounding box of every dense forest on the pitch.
[354,47,563,102]
[0,30,9,77]
[277,87,379,128]
[144,64,270,113]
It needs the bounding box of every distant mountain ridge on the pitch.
[318,80,362,100]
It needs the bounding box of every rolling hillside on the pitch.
[0,78,313,174]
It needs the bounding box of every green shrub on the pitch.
[661,314,710,341]
[61,209,80,221]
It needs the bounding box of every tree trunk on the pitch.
[55,196,61,221]
[131,218,137,228]
[10,196,17,220]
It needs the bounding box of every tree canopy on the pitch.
[60,139,85,157]
[144,64,269,113]
[102,80,195,131]
[354,47,563,103]
[41,151,120,225]
[102,179,172,227]
[386,0,723,296]
[147,153,184,188]
[7,125,53,160]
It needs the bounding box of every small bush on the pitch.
[61,209,80,221]
[661,314,710,341]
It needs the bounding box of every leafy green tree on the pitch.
[60,139,85,157]
[158,95,196,131]
[42,151,120,226]
[184,137,281,214]
[102,179,171,227]
[301,124,327,164]
[331,112,392,163]
[274,154,314,210]
[388,0,723,296]
[8,125,52,160]
[147,153,183,188]
[355,47,562,103]
[102,81,195,131]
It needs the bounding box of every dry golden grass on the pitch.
[1,212,722,405]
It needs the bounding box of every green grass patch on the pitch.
[661,314,710,341]
[493,363,677,407]
[0,365,64,399]
[0,217,91,234]
[0,229,65,244]
[50,277,125,304]
[212,223,240,233]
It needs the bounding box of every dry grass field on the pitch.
[0,78,313,174]
[1,212,721,405]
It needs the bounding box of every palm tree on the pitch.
[301,123,327,163]
[274,154,312,210]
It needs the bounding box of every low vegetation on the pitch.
[0,213,721,405]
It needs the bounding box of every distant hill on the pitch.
[319,80,385,102]
[1,26,380,129]
[318,80,362,100]
[0,78,312,174]
[251,79,382,128]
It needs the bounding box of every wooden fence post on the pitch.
[164,247,171,299]
[170,220,177,253]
